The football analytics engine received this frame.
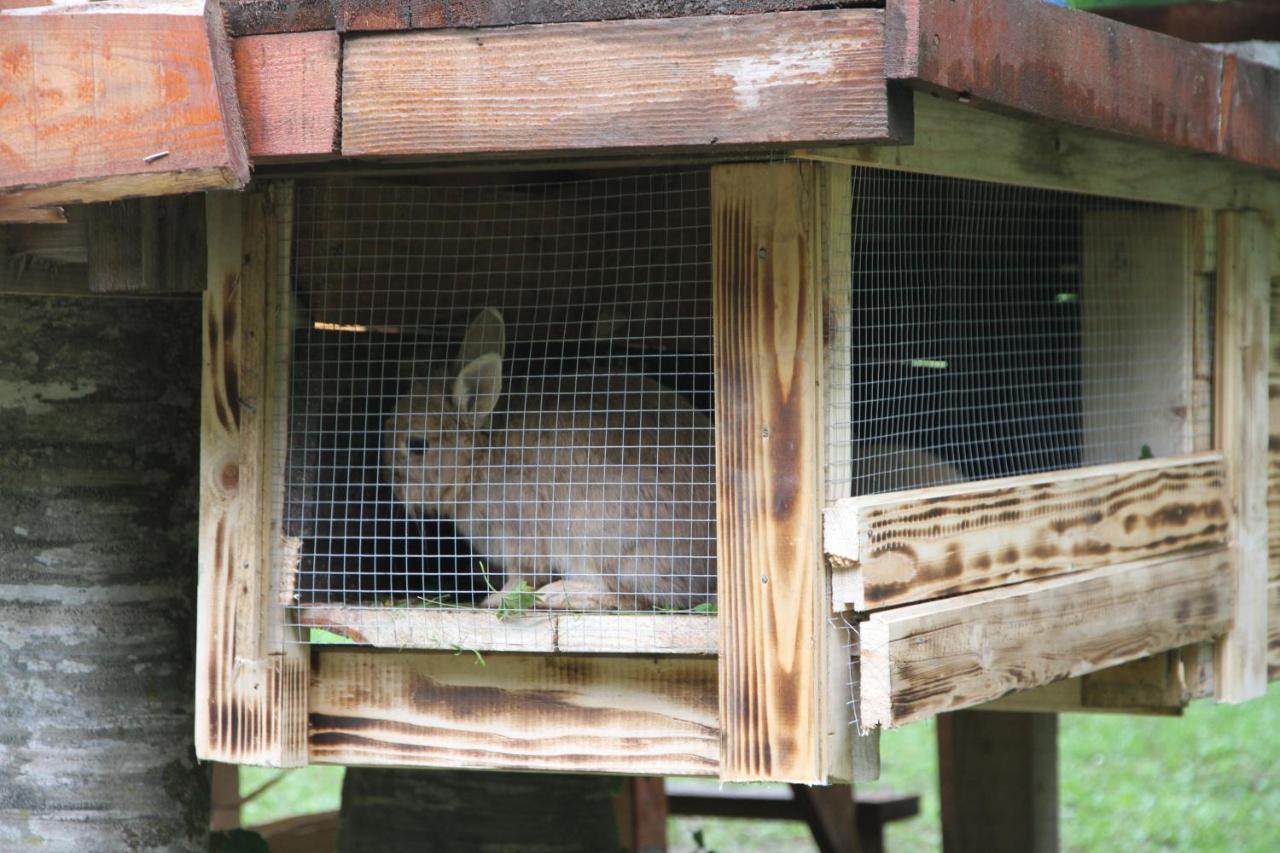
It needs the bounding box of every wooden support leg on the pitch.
[937,711,1058,853]
[790,784,860,853]
[615,777,668,853]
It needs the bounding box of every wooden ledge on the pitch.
[298,606,719,655]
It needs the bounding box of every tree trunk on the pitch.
[338,767,621,853]
[0,295,207,850]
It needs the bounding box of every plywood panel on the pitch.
[859,549,1233,728]
[827,455,1227,611]
[309,651,719,776]
[342,10,898,158]
[0,0,247,222]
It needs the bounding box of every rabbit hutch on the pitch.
[5,0,1276,791]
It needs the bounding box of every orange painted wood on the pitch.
[342,9,898,158]
[0,0,247,222]
[233,31,340,159]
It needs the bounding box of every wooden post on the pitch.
[1214,209,1272,702]
[195,186,309,765]
[614,778,669,853]
[937,711,1059,853]
[713,161,832,782]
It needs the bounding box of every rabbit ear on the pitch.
[457,307,506,365]
[453,352,502,418]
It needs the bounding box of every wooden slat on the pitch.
[309,651,719,776]
[83,196,206,293]
[297,608,719,655]
[712,162,831,782]
[342,10,899,158]
[195,188,308,766]
[796,95,1280,216]
[0,0,248,222]
[885,0,1280,173]
[859,549,1233,728]
[233,31,340,159]
[329,0,882,32]
[1214,210,1272,703]
[827,454,1228,612]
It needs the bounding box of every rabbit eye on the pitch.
[407,438,430,455]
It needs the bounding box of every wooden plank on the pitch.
[1220,54,1280,175]
[1269,582,1280,681]
[859,549,1233,728]
[1271,262,1280,584]
[233,31,341,160]
[309,651,720,776]
[83,196,206,293]
[1214,210,1272,703]
[328,0,883,33]
[712,162,830,782]
[195,188,308,766]
[0,0,248,222]
[796,93,1280,217]
[342,10,900,159]
[979,654,1187,717]
[1096,2,1280,45]
[297,607,719,655]
[827,454,1228,612]
[937,711,1058,853]
[887,0,1208,155]
[225,0,335,35]
[0,209,89,293]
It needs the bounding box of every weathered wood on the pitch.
[342,10,899,159]
[1214,210,1272,703]
[937,711,1058,853]
[0,0,248,222]
[1271,264,1280,583]
[233,31,341,159]
[827,455,1228,611]
[195,188,309,766]
[1097,1,1280,44]
[885,0,1280,173]
[796,93,1280,216]
[0,209,89,293]
[225,0,335,35]
[614,777,668,853]
[328,0,881,32]
[1269,582,1280,681]
[979,654,1186,717]
[298,607,719,655]
[859,549,1233,728]
[0,295,207,849]
[84,196,206,293]
[712,162,830,782]
[310,651,719,775]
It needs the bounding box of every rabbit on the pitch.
[383,308,717,612]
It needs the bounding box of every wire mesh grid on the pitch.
[834,166,1211,725]
[276,171,717,649]
[829,165,1208,499]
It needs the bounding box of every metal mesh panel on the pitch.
[829,166,1208,499]
[277,172,715,648]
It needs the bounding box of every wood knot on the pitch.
[220,462,240,492]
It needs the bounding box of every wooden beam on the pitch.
[1214,210,1272,703]
[827,455,1228,612]
[83,196,206,293]
[796,94,1280,216]
[225,0,335,36]
[233,31,341,160]
[297,607,718,655]
[0,0,248,222]
[309,651,719,776]
[341,10,901,159]
[195,187,308,766]
[613,778,668,853]
[859,549,1233,728]
[979,653,1187,717]
[937,711,1058,853]
[884,0,1280,174]
[712,162,831,782]
[1095,1,1280,44]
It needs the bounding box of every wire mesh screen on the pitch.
[278,172,716,649]
[829,166,1208,500]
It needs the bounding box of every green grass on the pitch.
[242,683,1280,850]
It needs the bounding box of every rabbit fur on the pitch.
[383,308,716,611]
